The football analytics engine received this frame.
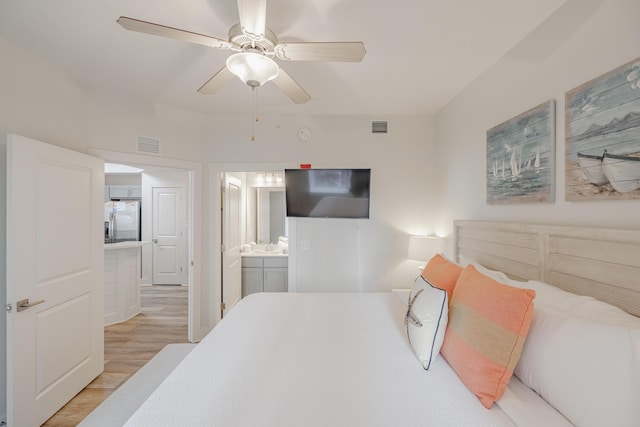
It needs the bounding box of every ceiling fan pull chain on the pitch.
[251,86,258,142]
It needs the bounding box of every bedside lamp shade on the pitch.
[408,235,443,262]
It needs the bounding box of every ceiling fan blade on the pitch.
[198,66,235,95]
[272,69,310,104]
[274,42,366,62]
[236,0,266,42]
[117,17,236,50]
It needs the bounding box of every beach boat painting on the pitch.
[565,56,640,201]
[577,152,608,185]
[486,100,555,204]
[602,151,640,192]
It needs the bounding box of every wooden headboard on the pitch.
[454,220,640,317]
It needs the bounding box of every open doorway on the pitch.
[209,163,294,324]
[90,148,205,342]
[105,167,189,286]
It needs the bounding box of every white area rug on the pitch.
[78,343,196,427]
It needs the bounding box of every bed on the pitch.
[120,221,640,426]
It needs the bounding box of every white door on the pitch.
[152,187,187,285]
[222,175,242,317]
[6,134,104,426]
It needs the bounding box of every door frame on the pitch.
[0,140,6,424]
[208,162,294,325]
[90,149,205,341]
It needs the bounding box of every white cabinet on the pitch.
[106,185,142,200]
[242,266,264,297]
[129,185,142,198]
[264,258,288,292]
[242,256,288,297]
[104,243,142,325]
[108,185,128,199]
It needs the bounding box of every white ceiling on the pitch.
[0,0,567,116]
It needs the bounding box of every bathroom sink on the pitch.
[250,249,286,255]
[242,244,288,256]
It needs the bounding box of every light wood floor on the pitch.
[42,285,189,426]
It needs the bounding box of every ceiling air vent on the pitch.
[136,136,160,155]
[371,120,388,134]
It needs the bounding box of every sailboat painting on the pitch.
[486,100,555,204]
[566,56,640,201]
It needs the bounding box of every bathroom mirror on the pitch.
[257,187,286,244]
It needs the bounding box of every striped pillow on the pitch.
[441,265,536,408]
[421,253,464,303]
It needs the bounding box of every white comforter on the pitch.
[125,293,524,426]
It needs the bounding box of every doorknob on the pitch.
[17,298,45,312]
[153,239,158,243]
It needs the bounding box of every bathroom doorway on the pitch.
[209,162,294,324]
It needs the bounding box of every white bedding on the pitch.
[124,293,558,426]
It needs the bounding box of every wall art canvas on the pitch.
[486,100,555,204]
[566,57,640,201]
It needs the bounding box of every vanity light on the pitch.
[254,172,285,187]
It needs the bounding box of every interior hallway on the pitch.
[42,285,189,426]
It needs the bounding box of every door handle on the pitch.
[17,298,45,312]
[153,239,158,243]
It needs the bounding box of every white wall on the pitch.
[0,39,92,152]
[435,0,640,253]
[0,29,438,334]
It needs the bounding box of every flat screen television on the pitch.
[285,168,371,219]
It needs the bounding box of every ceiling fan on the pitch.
[117,0,366,104]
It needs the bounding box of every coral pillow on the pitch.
[420,253,464,302]
[441,265,536,408]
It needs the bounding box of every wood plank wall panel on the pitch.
[549,236,640,268]
[548,271,640,316]
[456,221,543,281]
[458,249,540,281]
[458,236,539,265]
[549,253,639,291]
[454,220,640,317]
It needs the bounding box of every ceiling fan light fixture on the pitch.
[226,51,279,88]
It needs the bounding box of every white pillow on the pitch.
[405,275,448,370]
[457,255,528,288]
[519,280,640,328]
[514,306,640,427]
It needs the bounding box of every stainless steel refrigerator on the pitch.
[104,200,141,243]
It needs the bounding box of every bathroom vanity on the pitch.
[241,251,288,298]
